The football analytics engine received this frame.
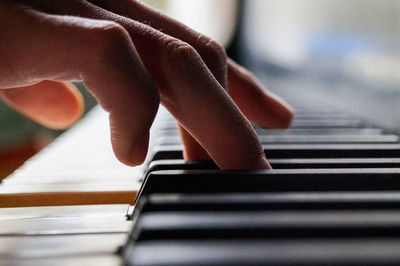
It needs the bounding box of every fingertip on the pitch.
[252,155,272,170]
[109,117,151,167]
[132,132,150,166]
[227,59,294,129]
[0,81,85,130]
[44,82,85,129]
[260,91,294,129]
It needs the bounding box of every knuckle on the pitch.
[163,39,200,65]
[90,22,132,61]
[197,35,227,64]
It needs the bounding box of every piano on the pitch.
[1,0,400,265]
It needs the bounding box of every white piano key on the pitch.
[0,217,131,235]
[2,255,122,266]
[0,234,127,259]
[0,204,130,220]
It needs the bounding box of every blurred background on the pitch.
[240,0,400,131]
[1,0,399,180]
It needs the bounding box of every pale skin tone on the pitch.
[0,0,293,170]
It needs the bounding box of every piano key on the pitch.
[156,112,358,123]
[263,144,400,158]
[0,204,130,220]
[0,204,130,263]
[145,158,400,173]
[156,127,384,137]
[125,239,400,266]
[2,256,122,266]
[133,210,400,240]
[151,144,400,160]
[137,169,400,198]
[0,217,131,235]
[287,113,358,119]
[291,107,340,112]
[158,118,365,130]
[2,176,140,185]
[155,134,399,145]
[138,192,400,212]
[268,158,400,168]
[255,128,385,135]
[0,234,126,259]
[268,119,365,128]
[0,187,137,208]
[158,114,359,125]
[145,160,216,174]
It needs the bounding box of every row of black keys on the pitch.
[123,109,400,265]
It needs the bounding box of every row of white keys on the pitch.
[0,204,131,265]
[0,106,173,207]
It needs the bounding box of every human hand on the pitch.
[0,0,293,169]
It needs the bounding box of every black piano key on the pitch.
[289,113,357,119]
[145,160,216,174]
[271,119,364,128]
[138,192,400,212]
[268,158,400,168]
[271,159,400,168]
[146,159,400,174]
[133,210,400,240]
[151,144,400,160]
[158,119,365,130]
[136,169,400,200]
[255,128,384,135]
[125,239,400,266]
[263,144,400,158]
[156,128,384,138]
[154,134,399,145]
[157,113,358,123]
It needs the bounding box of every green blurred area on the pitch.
[142,0,166,10]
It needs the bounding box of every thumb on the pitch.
[0,80,84,129]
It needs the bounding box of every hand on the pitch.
[0,0,293,169]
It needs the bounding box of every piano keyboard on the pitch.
[123,91,400,265]
[2,86,400,265]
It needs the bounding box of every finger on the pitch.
[153,40,269,169]
[0,81,84,129]
[89,0,227,161]
[1,3,159,166]
[29,1,269,169]
[178,124,211,160]
[87,0,292,146]
[228,59,294,128]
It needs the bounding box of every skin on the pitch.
[0,0,293,170]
